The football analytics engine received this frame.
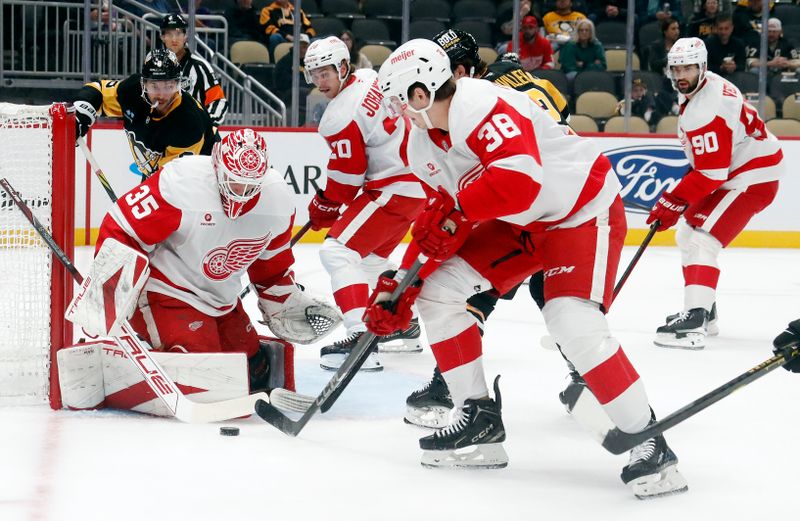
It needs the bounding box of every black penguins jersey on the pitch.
[74,74,217,178]
[483,61,570,126]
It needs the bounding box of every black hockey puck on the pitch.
[219,426,240,436]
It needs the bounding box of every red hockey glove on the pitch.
[646,191,688,231]
[412,188,473,262]
[363,270,422,336]
[308,190,342,231]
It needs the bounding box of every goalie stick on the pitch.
[255,259,425,436]
[601,347,800,454]
[0,177,270,423]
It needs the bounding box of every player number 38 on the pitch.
[125,185,160,219]
[477,113,522,152]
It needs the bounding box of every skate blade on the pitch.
[421,443,508,469]
[629,465,689,500]
[654,332,705,350]
[319,353,383,372]
[378,337,422,353]
[403,404,451,429]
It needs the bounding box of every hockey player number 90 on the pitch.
[690,131,719,156]
[477,114,522,153]
[125,185,160,219]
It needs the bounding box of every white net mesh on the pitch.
[0,103,54,405]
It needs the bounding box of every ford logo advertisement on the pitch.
[605,144,690,213]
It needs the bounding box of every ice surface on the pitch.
[1,244,798,521]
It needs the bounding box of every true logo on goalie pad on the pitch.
[65,238,150,337]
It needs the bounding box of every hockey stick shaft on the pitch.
[78,136,118,203]
[612,221,658,302]
[0,177,268,423]
[255,259,425,436]
[601,348,800,454]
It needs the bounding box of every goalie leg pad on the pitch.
[57,342,107,410]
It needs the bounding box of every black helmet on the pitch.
[432,28,480,67]
[160,13,188,32]
[498,52,521,65]
[141,48,182,81]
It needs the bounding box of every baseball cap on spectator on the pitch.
[522,16,538,28]
[768,18,782,31]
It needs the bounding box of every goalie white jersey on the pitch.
[406,78,620,230]
[677,71,784,189]
[318,68,425,203]
[97,155,297,317]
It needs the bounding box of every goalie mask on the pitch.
[140,48,182,110]
[213,129,269,219]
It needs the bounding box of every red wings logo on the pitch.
[457,164,485,191]
[202,234,271,281]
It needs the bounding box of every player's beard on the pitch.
[677,76,699,95]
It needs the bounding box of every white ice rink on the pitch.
[2,243,799,521]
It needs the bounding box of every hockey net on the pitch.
[0,103,75,409]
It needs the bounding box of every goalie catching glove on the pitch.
[363,270,423,336]
[65,238,149,337]
[257,282,341,344]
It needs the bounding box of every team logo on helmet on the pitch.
[218,129,267,180]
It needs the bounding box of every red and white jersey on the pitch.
[318,68,425,203]
[678,71,784,189]
[406,77,620,230]
[97,155,296,317]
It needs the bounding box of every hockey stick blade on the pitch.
[269,388,315,413]
[0,177,269,423]
[255,260,425,436]
[601,348,800,454]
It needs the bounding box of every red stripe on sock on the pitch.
[682,264,721,289]
[582,347,639,405]
[430,324,482,373]
[333,284,369,314]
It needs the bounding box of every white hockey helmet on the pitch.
[667,37,708,93]
[377,39,452,126]
[303,36,350,85]
[212,129,269,219]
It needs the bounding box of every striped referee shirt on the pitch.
[178,48,229,126]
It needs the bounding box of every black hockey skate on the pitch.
[666,302,718,336]
[654,307,710,350]
[378,317,422,353]
[558,368,588,413]
[419,376,508,469]
[621,431,688,499]
[319,332,382,372]
[404,366,454,428]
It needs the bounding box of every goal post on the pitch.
[0,103,75,409]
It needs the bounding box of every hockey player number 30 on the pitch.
[690,131,719,156]
[125,185,160,219]
[477,114,522,153]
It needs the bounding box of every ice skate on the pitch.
[419,376,507,469]
[378,317,422,353]
[654,307,710,349]
[319,332,382,372]
[666,302,718,336]
[404,366,453,428]
[621,433,688,500]
[558,368,587,413]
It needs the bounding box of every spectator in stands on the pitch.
[615,78,663,127]
[542,0,587,49]
[638,0,683,24]
[496,0,534,53]
[558,18,606,80]
[274,33,311,122]
[746,18,800,74]
[688,0,721,39]
[643,16,680,74]
[706,13,746,75]
[225,0,262,43]
[587,0,631,25]
[733,0,771,41]
[260,0,316,58]
[340,30,372,70]
[506,16,555,71]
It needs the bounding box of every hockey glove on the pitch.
[412,188,474,262]
[308,190,342,231]
[773,319,800,373]
[646,191,687,231]
[74,100,97,140]
[363,270,422,336]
